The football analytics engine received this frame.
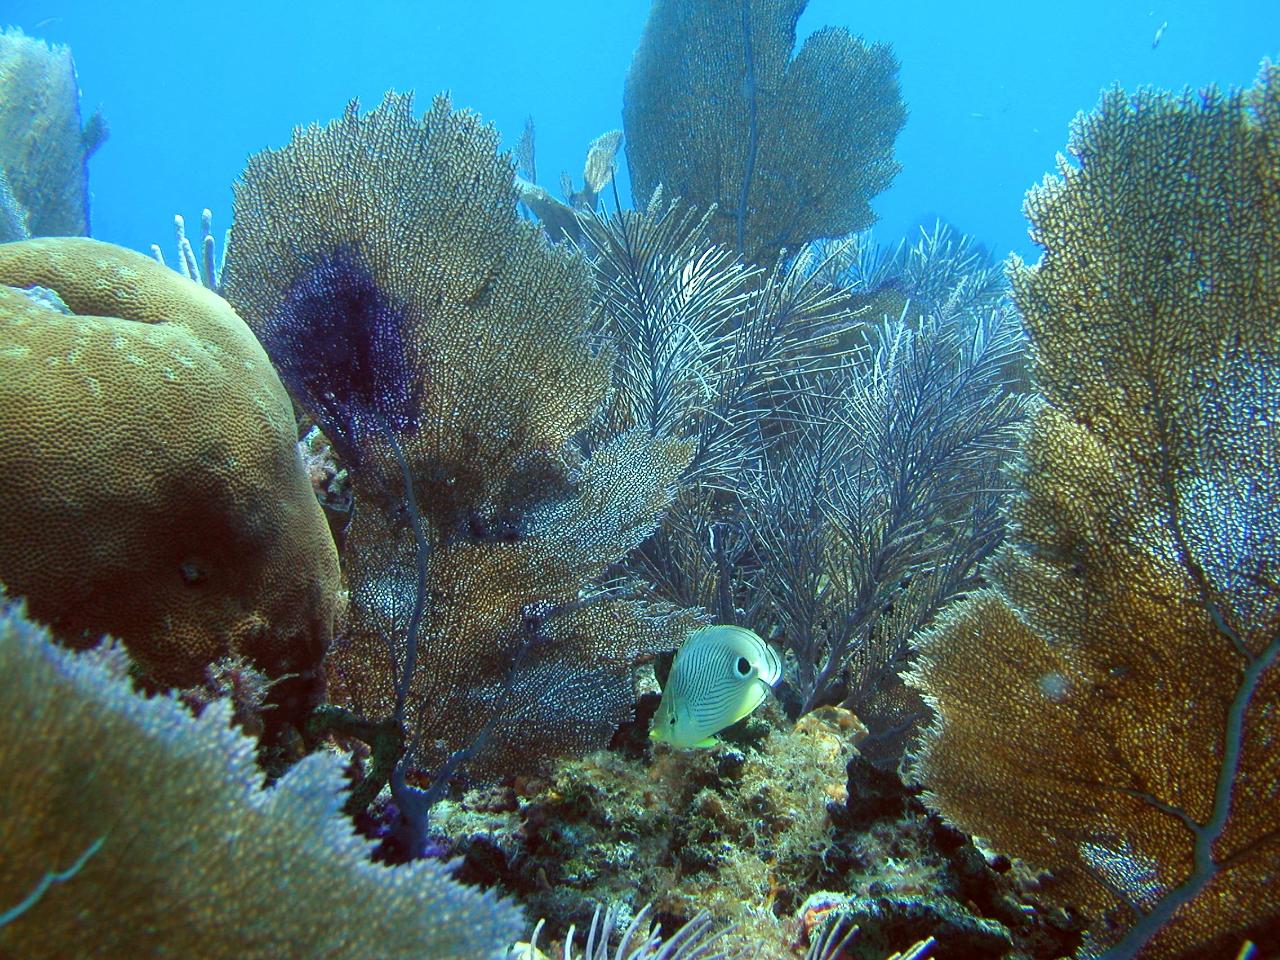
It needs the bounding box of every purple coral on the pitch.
[260,246,420,468]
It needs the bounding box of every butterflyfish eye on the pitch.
[735,656,751,676]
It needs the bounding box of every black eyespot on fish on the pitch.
[735,656,751,677]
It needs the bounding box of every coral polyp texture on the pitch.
[0,601,523,960]
[0,238,341,706]
[622,0,905,265]
[0,27,107,238]
[222,92,695,783]
[909,64,1280,957]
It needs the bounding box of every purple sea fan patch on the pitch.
[259,245,421,467]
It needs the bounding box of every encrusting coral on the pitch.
[909,63,1280,958]
[0,600,523,960]
[0,27,107,237]
[221,93,696,803]
[622,0,905,265]
[0,238,341,719]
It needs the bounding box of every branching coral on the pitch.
[577,195,858,628]
[516,127,625,244]
[622,0,905,265]
[808,222,1009,326]
[574,189,1024,749]
[908,63,1280,958]
[579,194,850,486]
[221,93,695,827]
[0,27,106,237]
[743,304,1028,720]
[0,239,341,722]
[0,600,523,960]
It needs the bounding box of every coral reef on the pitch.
[0,27,106,237]
[436,707,1079,959]
[221,93,696,811]
[0,600,523,960]
[909,63,1280,958]
[0,238,341,722]
[622,0,905,265]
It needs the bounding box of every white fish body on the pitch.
[650,625,783,748]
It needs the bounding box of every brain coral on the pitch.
[0,237,341,711]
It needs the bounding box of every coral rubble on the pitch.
[437,708,1079,959]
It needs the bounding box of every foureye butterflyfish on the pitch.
[650,624,783,748]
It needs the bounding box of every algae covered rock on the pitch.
[0,237,341,713]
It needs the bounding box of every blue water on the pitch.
[5,0,1278,261]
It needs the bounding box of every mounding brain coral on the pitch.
[0,600,523,960]
[0,238,341,713]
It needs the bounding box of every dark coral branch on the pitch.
[1097,631,1280,960]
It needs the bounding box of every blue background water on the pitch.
[5,1,1278,263]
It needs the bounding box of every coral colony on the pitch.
[1,3,1277,959]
